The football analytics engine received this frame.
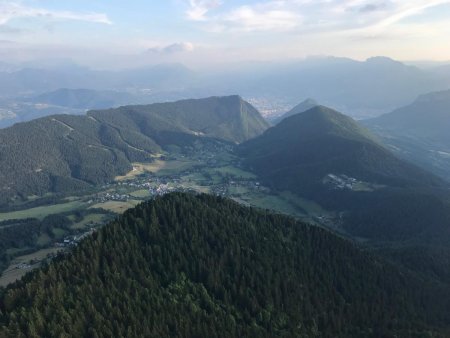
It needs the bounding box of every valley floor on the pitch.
[0,142,338,286]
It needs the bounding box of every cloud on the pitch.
[147,42,195,54]
[221,5,302,32]
[184,0,450,35]
[358,3,389,13]
[186,1,303,32]
[0,2,112,25]
[365,0,450,30]
[186,0,222,21]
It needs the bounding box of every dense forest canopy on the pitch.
[1,193,449,337]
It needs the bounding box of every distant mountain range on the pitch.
[0,63,195,98]
[0,88,142,129]
[211,56,450,118]
[0,96,268,204]
[365,90,450,181]
[1,56,450,123]
[1,193,449,336]
[30,88,137,110]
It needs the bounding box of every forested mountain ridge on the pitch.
[240,105,443,190]
[1,193,449,337]
[0,96,268,204]
[89,95,269,145]
[238,106,450,244]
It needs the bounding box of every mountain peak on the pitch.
[240,104,442,194]
[365,56,401,65]
[280,105,377,143]
[273,98,319,124]
[416,89,450,103]
[302,98,318,105]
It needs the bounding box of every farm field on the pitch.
[0,247,63,287]
[115,159,201,181]
[0,200,85,222]
[71,213,109,230]
[90,200,142,214]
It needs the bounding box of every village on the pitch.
[83,141,267,206]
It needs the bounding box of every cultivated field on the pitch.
[0,200,85,222]
[0,247,64,287]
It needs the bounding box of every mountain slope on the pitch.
[0,96,268,204]
[90,95,269,145]
[272,98,318,124]
[240,105,442,190]
[239,106,450,242]
[365,90,450,181]
[1,193,449,337]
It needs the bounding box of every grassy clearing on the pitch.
[228,186,251,196]
[36,233,52,246]
[0,247,63,287]
[129,189,150,198]
[115,163,157,181]
[247,193,306,217]
[212,151,237,164]
[211,166,257,179]
[0,200,85,222]
[241,190,334,225]
[12,247,62,264]
[151,159,200,176]
[90,200,141,214]
[180,181,211,194]
[71,213,107,230]
[115,159,199,180]
[0,266,33,287]
[278,191,328,215]
[52,228,66,239]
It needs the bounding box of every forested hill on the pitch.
[238,106,450,244]
[89,95,269,145]
[240,105,443,190]
[1,193,449,337]
[0,96,268,204]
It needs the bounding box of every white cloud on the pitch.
[147,42,195,54]
[0,2,112,25]
[221,5,302,32]
[363,0,450,30]
[186,0,222,21]
[184,0,450,35]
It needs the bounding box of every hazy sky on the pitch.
[1,0,450,68]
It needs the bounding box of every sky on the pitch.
[0,0,450,68]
